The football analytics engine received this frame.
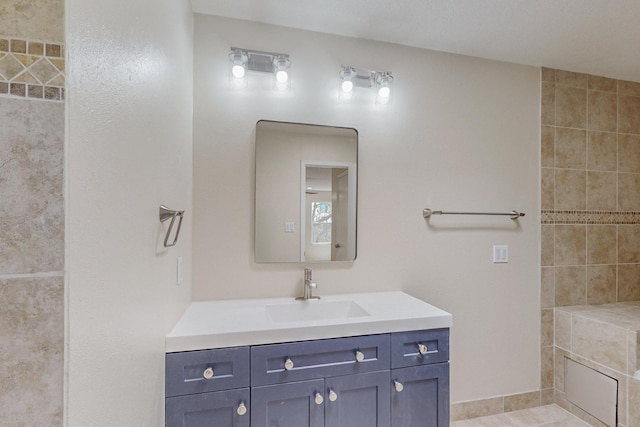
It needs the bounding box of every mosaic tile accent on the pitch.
[0,36,64,102]
[541,210,640,225]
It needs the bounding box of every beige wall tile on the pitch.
[542,225,555,266]
[555,266,587,306]
[618,225,640,263]
[541,309,554,346]
[541,267,555,309]
[451,397,504,421]
[542,125,555,167]
[554,347,570,390]
[630,378,640,427]
[618,173,640,210]
[587,225,617,265]
[629,330,638,376]
[618,264,640,302]
[0,277,63,424]
[555,225,586,266]
[619,80,640,97]
[588,90,617,132]
[541,167,555,210]
[586,265,617,305]
[619,95,640,135]
[557,70,589,88]
[556,169,586,210]
[589,75,617,92]
[587,131,617,171]
[556,86,587,128]
[542,82,556,125]
[555,127,586,168]
[0,0,64,42]
[0,98,64,274]
[542,67,556,83]
[541,346,554,389]
[572,316,628,372]
[619,133,640,173]
[554,308,572,350]
[587,171,617,210]
[503,391,541,412]
[540,388,554,405]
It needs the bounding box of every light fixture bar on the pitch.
[339,65,393,103]
[230,47,289,73]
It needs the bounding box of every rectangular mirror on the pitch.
[255,120,358,263]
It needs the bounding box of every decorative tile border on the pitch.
[541,210,640,225]
[0,37,64,102]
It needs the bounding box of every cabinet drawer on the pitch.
[166,388,250,427]
[391,328,449,368]
[251,334,390,386]
[166,347,250,397]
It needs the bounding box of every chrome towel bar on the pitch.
[423,209,525,220]
[159,205,185,247]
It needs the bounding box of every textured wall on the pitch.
[0,0,64,424]
[65,0,193,424]
[193,15,541,404]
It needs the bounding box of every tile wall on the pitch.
[541,68,640,426]
[0,0,65,424]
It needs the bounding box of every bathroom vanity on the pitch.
[165,292,452,427]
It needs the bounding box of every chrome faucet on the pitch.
[296,268,320,300]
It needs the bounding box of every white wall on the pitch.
[193,15,540,403]
[65,0,193,425]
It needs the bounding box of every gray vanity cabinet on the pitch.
[390,329,450,427]
[165,329,449,427]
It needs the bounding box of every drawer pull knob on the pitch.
[418,343,428,355]
[284,358,294,370]
[236,402,247,416]
[314,392,324,405]
[203,367,214,379]
[355,350,365,362]
[328,389,338,402]
[394,380,404,392]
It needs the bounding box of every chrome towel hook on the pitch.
[159,205,184,248]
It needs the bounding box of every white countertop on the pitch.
[166,291,452,353]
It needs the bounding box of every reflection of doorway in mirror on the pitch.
[332,169,348,261]
[305,193,331,261]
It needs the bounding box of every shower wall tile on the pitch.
[586,265,617,305]
[619,80,640,97]
[541,168,555,210]
[541,83,555,125]
[587,171,616,210]
[555,169,586,210]
[619,95,640,135]
[541,309,554,347]
[0,98,64,274]
[541,267,555,309]
[555,127,586,168]
[618,225,640,263]
[618,173,640,210]
[588,75,617,92]
[618,264,640,302]
[587,131,617,171]
[556,70,589,88]
[541,126,554,167]
[0,0,64,41]
[555,85,587,128]
[571,316,628,373]
[555,266,586,306]
[586,225,616,264]
[587,91,617,132]
[541,346,554,389]
[0,276,63,424]
[554,225,586,266]
[618,134,640,173]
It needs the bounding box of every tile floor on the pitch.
[451,404,591,426]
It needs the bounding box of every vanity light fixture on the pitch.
[228,47,291,90]
[339,65,393,103]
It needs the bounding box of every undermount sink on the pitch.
[265,299,371,323]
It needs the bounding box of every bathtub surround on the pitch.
[541,68,640,426]
[0,0,65,424]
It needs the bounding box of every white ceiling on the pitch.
[191,0,640,83]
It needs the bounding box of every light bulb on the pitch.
[276,70,289,83]
[232,64,246,79]
[378,86,390,99]
[341,80,354,93]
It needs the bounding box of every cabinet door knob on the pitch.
[284,358,294,370]
[418,343,428,355]
[394,380,404,392]
[328,389,338,402]
[314,392,324,405]
[203,367,214,379]
[236,402,247,416]
[355,350,365,362]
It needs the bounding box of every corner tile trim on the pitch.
[541,210,640,225]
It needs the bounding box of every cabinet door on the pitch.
[165,388,249,427]
[390,363,449,427]
[251,379,324,427]
[325,370,391,427]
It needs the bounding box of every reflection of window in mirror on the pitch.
[311,202,332,244]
